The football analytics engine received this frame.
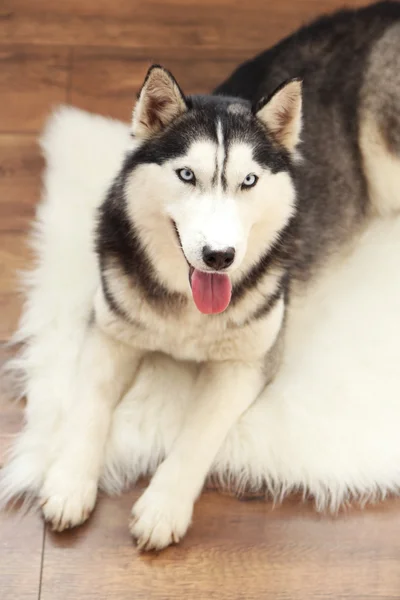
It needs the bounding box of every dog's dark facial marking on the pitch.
[245,273,290,324]
[100,267,128,321]
[125,94,293,179]
[96,176,188,315]
[231,221,294,305]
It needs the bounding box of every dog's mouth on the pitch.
[172,221,232,315]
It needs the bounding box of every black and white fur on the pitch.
[2,1,400,550]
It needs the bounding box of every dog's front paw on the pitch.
[130,486,193,551]
[39,470,98,532]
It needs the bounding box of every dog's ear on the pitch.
[255,79,302,152]
[132,65,188,139]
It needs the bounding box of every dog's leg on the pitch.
[40,325,141,531]
[130,360,265,550]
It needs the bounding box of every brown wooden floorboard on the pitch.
[1,1,400,598]
[0,134,41,230]
[0,506,44,600]
[0,45,69,133]
[70,47,250,121]
[0,233,30,342]
[40,490,400,600]
[0,1,370,50]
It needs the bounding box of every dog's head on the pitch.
[123,65,301,314]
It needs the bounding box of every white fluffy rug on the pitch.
[5,107,400,511]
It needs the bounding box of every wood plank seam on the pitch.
[37,524,46,600]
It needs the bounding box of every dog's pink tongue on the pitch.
[191,269,232,314]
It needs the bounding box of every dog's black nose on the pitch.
[202,246,235,270]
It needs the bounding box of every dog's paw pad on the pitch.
[129,487,193,551]
[39,478,97,532]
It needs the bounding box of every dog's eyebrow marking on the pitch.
[212,119,226,192]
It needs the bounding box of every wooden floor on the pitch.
[1,0,400,598]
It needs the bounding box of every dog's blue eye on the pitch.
[241,173,258,189]
[177,168,195,184]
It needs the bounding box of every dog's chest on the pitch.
[97,294,277,363]
[122,311,249,361]
[96,272,285,363]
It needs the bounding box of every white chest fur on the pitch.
[95,285,284,363]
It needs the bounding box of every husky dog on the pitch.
[2,1,400,550]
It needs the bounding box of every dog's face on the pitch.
[123,66,302,313]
